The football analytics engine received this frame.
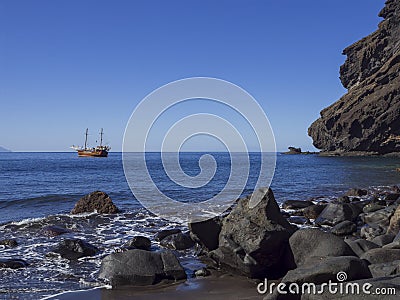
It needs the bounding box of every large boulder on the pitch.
[331,221,357,236]
[361,205,397,228]
[368,260,400,278]
[71,191,119,214]
[303,204,326,219]
[53,239,99,260]
[315,203,362,226]
[98,249,186,286]
[210,188,296,278]
[289,228,355,266]
[189,217,222,251]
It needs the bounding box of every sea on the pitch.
[1,152,400,299]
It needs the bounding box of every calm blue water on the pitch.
[1,152,400,299]
[1,152,400,224]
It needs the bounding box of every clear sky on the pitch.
[0,0,385,152]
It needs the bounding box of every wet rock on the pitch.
[41,225,70,237]
[361,248,400,264]
[189,217,221,251]
[345,188,368,197]
[160,232,195,250]
[154,229,181,242]
[282,200,314,210]
[288,216,309,225]
[371,234,395,246]
[0,258,28,269]
[360,224,386,240]
[336,196,350,204]
[0,239,18,248]
[210,188,296,278]
[53,239,99,260]
[388,204,400,235]
[71,191,119,214]
[331,220,357,236]
[384,193,400,201]
[282,256,371,285]
[98,249,186,286]
[194,267,211,277]
[289,228,355,266]
[345,238,379,258]
[363,202,385,213]
[368,260,400,278]
[315,203,362,226]
[125,236,151,251]
[361,205,397,228]
[303,204,326,219]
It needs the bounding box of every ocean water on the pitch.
[1,152,400,299]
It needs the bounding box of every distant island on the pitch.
[282,147,318,155]
[0,146,11,152]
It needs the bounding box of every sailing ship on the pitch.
[71,128,111,157]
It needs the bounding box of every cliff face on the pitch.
[308,0,400,154]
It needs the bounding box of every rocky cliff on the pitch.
[308,0,400,154]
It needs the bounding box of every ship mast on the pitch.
[84,128,88,150]
[100,128,103,147]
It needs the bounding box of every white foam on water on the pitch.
[40,285,111,300]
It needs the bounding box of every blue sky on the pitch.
[0,0,385,152]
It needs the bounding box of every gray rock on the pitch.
[360,224,386,240]
[53,239,99,260]
[154,229,181,242]
[0,239,18,248]
[160,232,194,250]
[282,200,314,210]
[345,238,379,257]
[345,188,368,197]
[363,203,386,213]
[303,204,326,219]
[388,204,400,235]
[289,228,355,266]
[0,258,28,269]
[210,188,296,278]
[98,249,186,286]
[371,234,395,246]
[194,267,211,277]
[125,236,151,250]
[368,260,400,278]
[189,217,221,251]
[361,248,400,264]
[315,203,362,226]
[361,205,397,228]
[289,216,309,225]
[283,256,371,284]
[331,221,357,236]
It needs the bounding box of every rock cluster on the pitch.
[308,0,400,154]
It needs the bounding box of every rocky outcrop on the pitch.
[308,0,400,154]
[71,191,119,214]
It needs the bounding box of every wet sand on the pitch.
[50,271,262,300]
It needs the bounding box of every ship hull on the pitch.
[77,150,108,157]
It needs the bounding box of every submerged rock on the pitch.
[98,249,186,286]
[125,236,151,251]
[154,229,181,242]
[71,191,119,214]
[210,188,296,278]
[53,239,99,260]
[0,258,28,269]
[0,239,18,248]
[41,225,70,237]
